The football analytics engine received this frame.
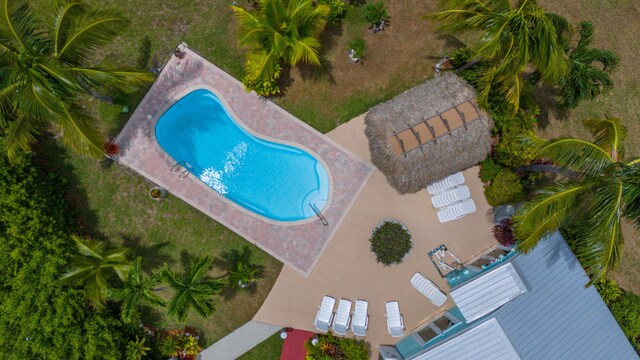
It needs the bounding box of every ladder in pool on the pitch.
[310,203,329,226]
[171,160,193,178]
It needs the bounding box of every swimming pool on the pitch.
[155,89,330,222]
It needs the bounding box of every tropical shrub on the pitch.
[304,332,369,359]
[492,218,516,247]
[241,63,282,96]
[320,0,347,25]
[479,157,503,183]
[0,146,129,358]
[349,38,366,62]
[483,170,525,207]
[159,328,202,360]
[448,47,473,68]
[370,220,412,266]
[365,1,389,28]
[493,130,539,168]
[489,101,538,135]
[609,290,640,351]
[594,278,622,304]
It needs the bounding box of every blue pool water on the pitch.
[155,89,329,221]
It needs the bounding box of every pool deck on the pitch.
[253,114,497,357]
[113,47,373,276]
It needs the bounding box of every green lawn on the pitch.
[238,331,285,360]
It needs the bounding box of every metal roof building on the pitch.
[385,232,638,360]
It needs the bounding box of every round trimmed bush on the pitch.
[370,220,412,266]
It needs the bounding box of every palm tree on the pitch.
[109,257,165,323]
[125,336,151,360]
[59,235,131,309]
[0,0,153,161]
[513,118,640,282]
[424,0,572,111]
[559,21,619,109]
[162,256,225,321]
[231,0,330,82]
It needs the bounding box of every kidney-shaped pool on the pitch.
[155,89,330,222]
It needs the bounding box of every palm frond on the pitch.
[0,0,37,50]
[67,67,154,92]
[573,180,625,283]
[53,104,104,158]
[514,183,590,252]
[582,118,626,161]
[622,165,640,229]
[245,50,280,80]
[55,6,125,64]
[52,1,85,57]
[289,37,321,66]
[537,136,614,177]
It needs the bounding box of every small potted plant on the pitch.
[348,38,366,63]
[149,186,166,201]
[365,2,389,33]
[104,142,120,157]
[370,219,412,266]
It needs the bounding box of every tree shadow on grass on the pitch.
[532,84,570,130]
[120,234,172,272]
[32,138,103,239]
[297,24,342,83]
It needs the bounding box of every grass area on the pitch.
[238,331,285,360]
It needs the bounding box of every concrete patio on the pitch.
[254,114,497,356]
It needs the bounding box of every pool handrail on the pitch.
[310,203,329,226]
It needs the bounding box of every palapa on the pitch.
[364,72,493,194]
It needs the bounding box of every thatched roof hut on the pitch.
[365,72,493,194]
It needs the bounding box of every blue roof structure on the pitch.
[404,232,638,360]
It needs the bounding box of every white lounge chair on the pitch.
[385,301,404,337]
[314,296,336,332]
[437,199,476,223]
[351,299,369,337]
[427,172,465,195]
[431,185,471,209]
[332,298,352,336]
[411,272,447,307]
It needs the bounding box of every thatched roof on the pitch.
[365,72,493,194]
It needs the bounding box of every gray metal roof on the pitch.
[411,318,521,360]
[450,262,528,322]
[495,232,638,359]
[409,232,638,359]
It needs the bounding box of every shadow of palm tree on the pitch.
[120,234,172,272]
[532,84,570,130]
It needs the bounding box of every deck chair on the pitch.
[386,301,405,337]
[431,185,471,209]
[426,172,465,195]
[351,300,369,337]
[332,298,352,336]
[437,199,476,223]
[410,272,447,306]
[441,108,465,132]
[314,295,336,332]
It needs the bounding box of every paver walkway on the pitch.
[198,321,281,360]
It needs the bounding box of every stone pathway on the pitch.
[198,321,282,360]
